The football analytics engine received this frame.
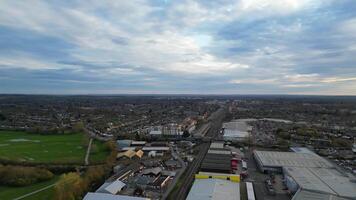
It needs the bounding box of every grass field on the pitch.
[0,131,109,163]
[0,176,59,200]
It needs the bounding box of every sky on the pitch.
[0,0,356,95]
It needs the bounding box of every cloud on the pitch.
[0,0,355,94]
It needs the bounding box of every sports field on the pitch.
[0,175,59,200]
[0,131,108,163]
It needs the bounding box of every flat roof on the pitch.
[292,189,349,200]
[104,180,126,195]
[254,150,333,168]
[285,167,356,198]
[142,147,169,151]
[210,142,224,149]
[223,130,249,138]
[186,179,240,200]
[83,193,149,200]
[284,167,336,194]
[208,149,231,155]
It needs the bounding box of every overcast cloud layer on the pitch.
[0,0,356,95]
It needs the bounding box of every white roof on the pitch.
[223,129,249,138]
[254,150,333,168]
[284,167,336,194]
[186,179,240,200]
[208,149,231,155]
[149,130,162,135]
[104,180,126,194]
[83,193,149,200]
[210,142,224,149]
[142,147,169,151]
[131,141,146,145]
[292,189,349,200]
[285,167,356,198]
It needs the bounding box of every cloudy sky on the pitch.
[0,0,356,95]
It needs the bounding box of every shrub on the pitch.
[0,165,53,186]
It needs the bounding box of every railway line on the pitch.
[168,107,226,200]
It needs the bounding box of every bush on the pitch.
[0,165,53,186]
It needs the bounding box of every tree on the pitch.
[0,166,53,186]
[54,172,84,200]
[0,113,5,121]
[73,121,85,133]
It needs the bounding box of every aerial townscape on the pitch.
[0,95,355,200]
[1,0,356,200]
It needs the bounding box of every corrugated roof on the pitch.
[104,180,126,194]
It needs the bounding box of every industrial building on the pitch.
[222,120,251,141]
[254,150,356,199]
[186,172,240,200]
[284,167,356,199]
[200,142,232,173]
[292,189,350,200]
[83,193,150,200]
[253,150,333,173]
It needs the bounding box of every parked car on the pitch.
[265,179,276,195]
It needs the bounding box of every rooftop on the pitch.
[292,189,349,200]
[284,166,356,198]
[186,178,240,200]
[83,193,149,200]
[254,150,333,168]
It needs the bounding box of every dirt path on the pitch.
[84,138,93,165]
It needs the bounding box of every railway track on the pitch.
[168,107,226,200]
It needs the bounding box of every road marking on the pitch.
[13,183,56,200]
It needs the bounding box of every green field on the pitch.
[0,176,59,200]
[0,131,109,164]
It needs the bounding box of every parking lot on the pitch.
[244,148,291,200]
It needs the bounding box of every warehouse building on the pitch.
[186,172,240,200]
[200,144,232,173]
[222,120,252,142]
[284,167,356,199]
[292,189,350,200]
[253,150,333,173]
[83,193,149,200]
[254,150,356,199]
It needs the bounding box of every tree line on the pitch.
[0,165,53,186]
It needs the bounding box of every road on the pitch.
[167,107,226,200]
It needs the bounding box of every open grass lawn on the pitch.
[0,131,109,164]
[0,176,59,200]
